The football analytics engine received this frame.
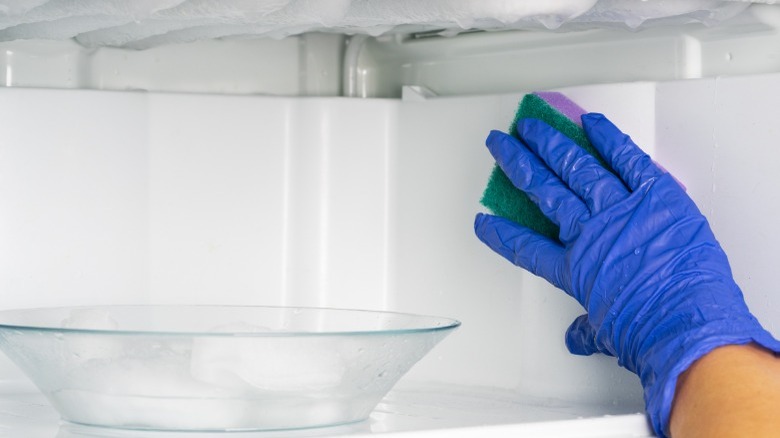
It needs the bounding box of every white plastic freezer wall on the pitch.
[3,4,780,438]
[3,72,780,437]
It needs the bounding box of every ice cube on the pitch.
[191,322,346,392]
[61,308,119,330]
[60,309,123,364]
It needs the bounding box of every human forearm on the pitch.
[670,343,780,438]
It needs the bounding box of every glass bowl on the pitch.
[0,305,459,431]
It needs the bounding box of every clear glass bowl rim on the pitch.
[0,305,461,338]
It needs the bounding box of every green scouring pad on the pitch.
[480,92,610,241]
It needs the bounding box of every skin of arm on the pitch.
[670,344,780,438]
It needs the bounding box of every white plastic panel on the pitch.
[2,75,780,436]
[0,91,398,311]
[656,73,780,334]
[0,89,150,309]
[0,82,655,394]
[0,35,345,95]
[353,6,780,98]
[280,98,398,311]
[146,93,290,306]
[0,84,649,413]
[390,84,654,403]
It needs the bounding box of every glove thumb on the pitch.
[565,314,601,356]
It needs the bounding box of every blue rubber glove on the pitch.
[474,113,780,438]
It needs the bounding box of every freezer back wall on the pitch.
[1,74,779,407]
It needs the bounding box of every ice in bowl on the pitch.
[0,305,459,431]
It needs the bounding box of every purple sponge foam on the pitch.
[534,91,686,191]
[533,91,587,127]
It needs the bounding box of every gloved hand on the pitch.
[474,113,780,438]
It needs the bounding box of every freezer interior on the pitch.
[2,2,780,437]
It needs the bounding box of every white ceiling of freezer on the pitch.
[0,0,770,49]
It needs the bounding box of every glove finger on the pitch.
[581,113,664,191]
[486,130,589,244]
[565,314,601,356]
[517,118,629,214]
[474,213,568,292]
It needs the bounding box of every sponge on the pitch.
[480,92,610,241]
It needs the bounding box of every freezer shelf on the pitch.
[0,380,652,438]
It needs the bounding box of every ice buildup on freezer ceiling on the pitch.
[0,0,769,49]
